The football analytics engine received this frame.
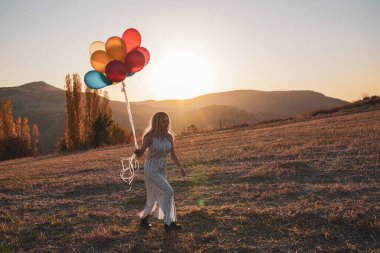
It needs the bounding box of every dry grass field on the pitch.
[0,108,379,252]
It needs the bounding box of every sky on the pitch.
[0,0,379,102]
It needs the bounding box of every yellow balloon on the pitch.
[105,36,127,62]
[89,41,106,56]
[90,50,112,73]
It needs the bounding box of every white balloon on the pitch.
[89,41,106,56]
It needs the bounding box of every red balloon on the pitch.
[122,28,141,53]
[105,60,127,82]
[136,47,150,65]
[124,50,146,73]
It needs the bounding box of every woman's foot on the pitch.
[140,216,152,229]
[164,222,182,232]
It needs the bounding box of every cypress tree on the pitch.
[73,74,84,149]
[22,117,32,148]
[15,117,22,138]
[85,86,94,146]
[0,100,16,139]
[32,123,39,155]
[64,74,74,150]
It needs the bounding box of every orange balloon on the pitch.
[90,50,112,73]
[105,36,127,62]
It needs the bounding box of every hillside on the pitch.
[111,102,269,133]
[136,89,348,115]
[0,82,66,154]
[1,82,348,153]
[0,106,379,252]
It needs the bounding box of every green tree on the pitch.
[0,137,32,161]
[110,124,129,145]
[92,113,113,148]
[187,124,198,134]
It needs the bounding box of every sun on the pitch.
[150,49,215,100]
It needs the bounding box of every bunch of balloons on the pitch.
[84,28,150,89]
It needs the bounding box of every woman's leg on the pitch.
[147,170,177,225]
[139,174,157,219]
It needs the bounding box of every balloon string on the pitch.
[121,81,138,149]
[120,81,139,191]
[120,154,139,191]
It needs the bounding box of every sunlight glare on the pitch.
[150,50,215,100]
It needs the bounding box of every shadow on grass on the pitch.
[62,181,131,199]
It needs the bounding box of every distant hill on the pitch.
[136,90,348,116]
[308,95,380,117]
[0,82,66,155]
[0,82,348,154]
[110,101,270,134]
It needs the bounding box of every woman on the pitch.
[134,112,186,232]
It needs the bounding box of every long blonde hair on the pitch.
[143,112,175,139]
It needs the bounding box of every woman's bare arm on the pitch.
[134,134,152,157]
[169,136,186,176]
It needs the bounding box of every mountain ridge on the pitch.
[0,81,349,153]
[134,89,348,116]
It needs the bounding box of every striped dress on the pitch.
[139,136,177,225]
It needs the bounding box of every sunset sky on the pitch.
[0,0,379,102]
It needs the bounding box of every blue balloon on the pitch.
[127,72,135,77]
[84,70,112,89]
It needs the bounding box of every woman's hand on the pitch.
[134,149,142,157]
[135,134,151,158]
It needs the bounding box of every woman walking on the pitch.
[134,112,186,232]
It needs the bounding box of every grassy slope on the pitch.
[0,109,379,252]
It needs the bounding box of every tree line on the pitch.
[0,100,39,161]
[0,74,129,160]
[58,74,130,152]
